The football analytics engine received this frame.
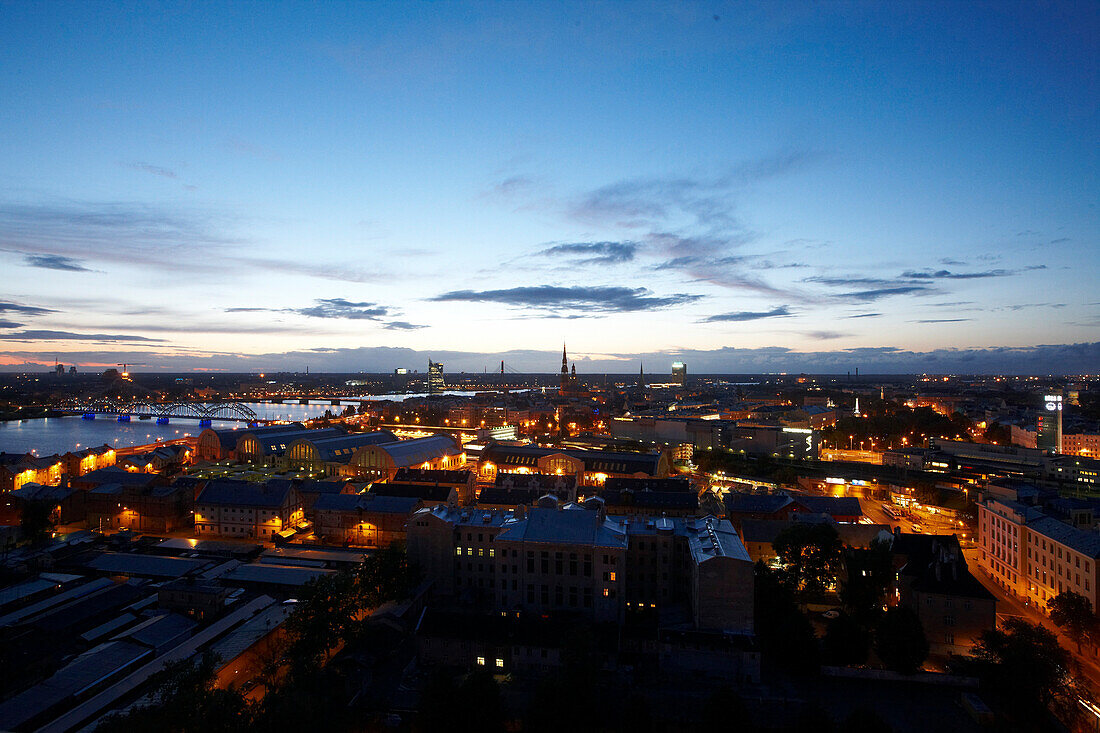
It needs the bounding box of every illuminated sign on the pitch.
[782,427,813,434]
[1044,395,1062,412]
[826,477,845,484]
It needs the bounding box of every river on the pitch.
[0,391,511,456]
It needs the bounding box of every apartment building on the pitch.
[977,496,1100,612]
[194,480,304,539]
[407,501,754,632]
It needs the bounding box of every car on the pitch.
[822,609,841,620]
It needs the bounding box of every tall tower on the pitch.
[560,344,576,395]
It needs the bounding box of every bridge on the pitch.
[65,401,260,423]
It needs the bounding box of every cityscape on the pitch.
[1,3,1098,733]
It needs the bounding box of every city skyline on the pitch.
[1,2,1097,374]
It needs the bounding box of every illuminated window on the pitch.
[476,656,486,666]
[609,572,616,581]
[602,588,609,597]
[495,658,504,668]
[455,547,463,556]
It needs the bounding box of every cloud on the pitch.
[901,268,1014,280]
[430,285,701,313]
[293,298,389,320]
[538,241,639,265]
[837,286,933,302]
[4,342,1095,376]
[0,301,56,316]
[0,198,389,285]
[804,330,849,340]
[911,318,972,323]
[23,254,93,271]
[844,313,882,319]
[0,330,164,342]
[225,307,268,313]
[383,321,427,331]
[700,306,792,323]
[125,162,177,179]
[0,320,22,329]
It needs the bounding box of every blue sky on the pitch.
[0,1,1096,373]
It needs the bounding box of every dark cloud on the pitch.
[911,319,972,323]
[844,313,882,319]
[293,298,389,320]
[804,276,898,288]
[901,269,1013,280]
[225,307,268,313]
[538,241,638,265]
[0,319,23,328]
[0,301,56,316]
[700,306,792,323]
[431,286,701,313]
[126,162,177,179]
[939,258,967,266]
[23,254,93,271]
[0,330,164,342]
[837,286,933,302]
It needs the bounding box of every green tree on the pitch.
[972,617,1072,717]
[1048,591,1095,652]
[773,521,843,599]
[874,606,928,674]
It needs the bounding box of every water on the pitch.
[0,391,512,456]
[0,416,252,456]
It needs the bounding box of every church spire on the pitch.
[561,344,568,374]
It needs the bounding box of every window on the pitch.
[495,658,504,668]
[476,656,486,666]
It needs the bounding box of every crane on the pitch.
[117,363,146,379]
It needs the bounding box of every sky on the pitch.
[0,1,1097,374]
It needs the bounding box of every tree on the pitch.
[840,540,894,623]
[20,499,56,545]
[773,521,843,599]
[1048,591,1095,652]
[96,653,251,733]
[822,612,871,666]
[754,561,820,674]
[841,708,893,733]
[972,617,1072,717]
[874,606,928,674]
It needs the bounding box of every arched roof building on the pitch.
[348,434,465,481]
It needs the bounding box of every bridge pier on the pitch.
[156,417,170,425]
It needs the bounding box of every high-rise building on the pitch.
[428,360,445,395]
[671,361,687,386]
[1037,391,1063,453]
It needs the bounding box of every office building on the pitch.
[1037,392,1063,453]
[671,361,687,386]
[428,360,445,395]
